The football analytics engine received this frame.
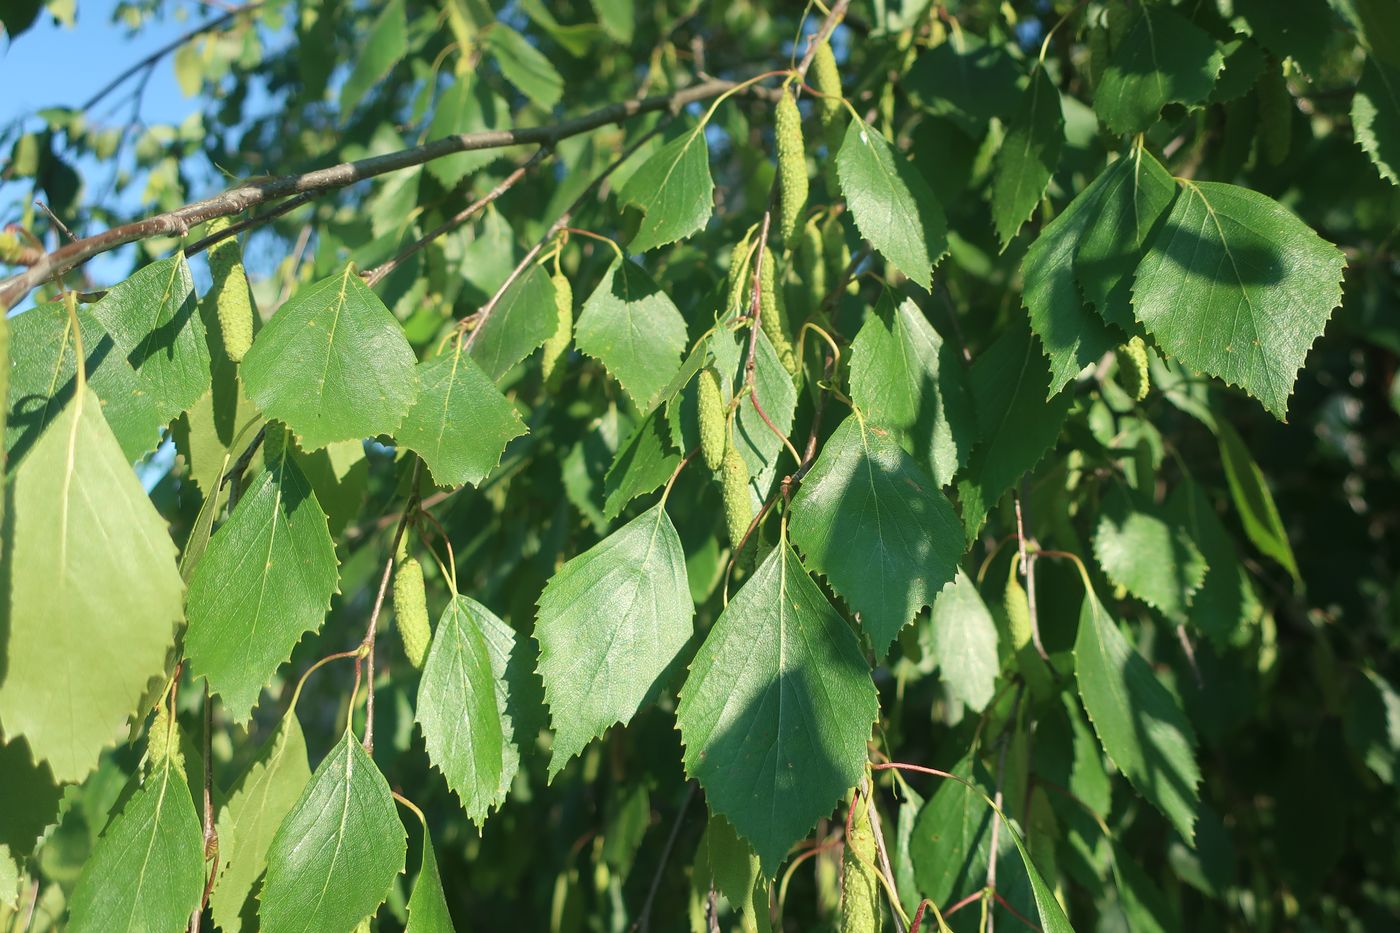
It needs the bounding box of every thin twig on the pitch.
[362,147,550,288]
[1014,489,1050,662]
[189,686,218,933]
[184,191,317,258]
[633,783,697,933]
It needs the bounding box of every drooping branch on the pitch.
[0,77,736,311]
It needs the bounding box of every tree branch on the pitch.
[0,77,736,311]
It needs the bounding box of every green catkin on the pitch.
[797,215,828,307]
[541,269,573,389]
[393,556,431,669]
[841,793,883,933]
[775,90,808,246]
[205,216,255,364]
[721,443,754,554]
[811,39,843,130]
[698,366,727,472]
[758,252,798,377]
[1119,336,1150,402]
[724,228,757,319]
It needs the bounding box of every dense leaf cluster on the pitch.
[2,1,1399,931]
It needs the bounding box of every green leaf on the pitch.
[591,0,634,42]
[67,760,204,933]
[847,292,976,487]
[1132,181,1346,420]
[924,569,1001,711]
[339,0,407,113]
[909,756,994,907]
[535,503,693,778]
[1214,417,1300,583]
[417,595,525,826]
[210,712,312,933]
[1229,0,1334,77]
[602,406,680,519]
[469,263,558,382]
[0,736,62,858]
[1345,669,1400,786]
[955,324,1072,540]
[184,443,339,724]
[0,387,184,782]
[1093,488,1209,622]
[1210,38,1267,104]
[905,33,1023,133]
[397,346,526,488]
[694,814,761,913]
[788,415,963,651]
[1020,159,1123,395]
[836,119,948,291]
[1353,57,1400,186]
[242,265,418,449]
[1165,480,1261,647]
[677,542,877,875]
[88,253,211,423]
[5,299,162,466]
[617,124,714,252]
[426,79,511,189]
[575,258,689,408]
[405,822,455,932]
[1075,590,1201,843]
[991,67,1064,250]
[486,23,563,109]
[1073,150,1177,332]
[259,730,407,932]
[1093,5,1224,133]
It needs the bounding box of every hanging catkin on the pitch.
[205,216,255,363]
[775,89,808,245]
[393,556,431,669]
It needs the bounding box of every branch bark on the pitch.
[0,77,736,311]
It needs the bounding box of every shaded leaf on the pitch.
[677,543,877,875]
[1094,5,1224,133]
[1075,591,1201,843]
[905,34,1023,133]
[486,23,563,109]
[469,263,558,382]
[603,406,680,519]
[924,570,1000,711]
[1093,488,1209,622]
[847,292,976,486]
[788,415,963,651]
[991,67,1064,250]
[1131,181,1346,420]
[1353,57,1400,186]
[1214,417,1300,583]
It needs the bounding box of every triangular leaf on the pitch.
[258,730,407,931]
[836,119,948,291]
[1092,488,1209,622]
[396,346,527,488]
[617,124,714,252]
[242,264,418,449]
[1131,181,1346,420]
[924,569,1001,711]
[339,0,407,112]
[535,503,693,778]
[486,23,564,109]
[602,406,680,519]
[1213,417,1300,582]
[676,542,877,876]
[0,386,184,782]
[89,253,212,423]
[67,759,204,932]
[990,66,1064,250]
[417,595,525,826]
[405,821,455,932]
[575,258,689,408]
[1164,480,1261,646]
[210,712,312,933]
[788,415,963,651]
[1074,590,1201,843]
[184,441,340,724]
[847,292,976,487]
[1094,5,1224,134]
